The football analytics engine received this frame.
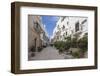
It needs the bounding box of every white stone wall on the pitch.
[52,16,88,42]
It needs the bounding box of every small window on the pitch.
[62,25,65,29]
[75,21,79,32]
[66,32,67,35]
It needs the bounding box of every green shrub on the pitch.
[54,36,72,53]
[65,41,71,50]
[54,41,66,53]
[66,36,71,41]
[71,37,77,48]
[64,36,71,51]
[71,33,80,48]
[54,34,88,54]
[54,41,60,49]
[72,51,80,58]
[78,34,88,52]
[59,46,65,53]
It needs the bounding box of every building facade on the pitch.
[28,15,49,53]
[52,16,88,42]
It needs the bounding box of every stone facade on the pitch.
[28,15,49,53]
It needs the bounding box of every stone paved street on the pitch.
[29,46,74,60]
[29,46,64,60]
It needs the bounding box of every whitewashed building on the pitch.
[52,16,88,42]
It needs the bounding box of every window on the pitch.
[66,32,67,35]
[75,21,79,32]
[62,25,65,29]
[57,36,59,40]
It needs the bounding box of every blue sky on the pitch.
[41,16,59,38]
